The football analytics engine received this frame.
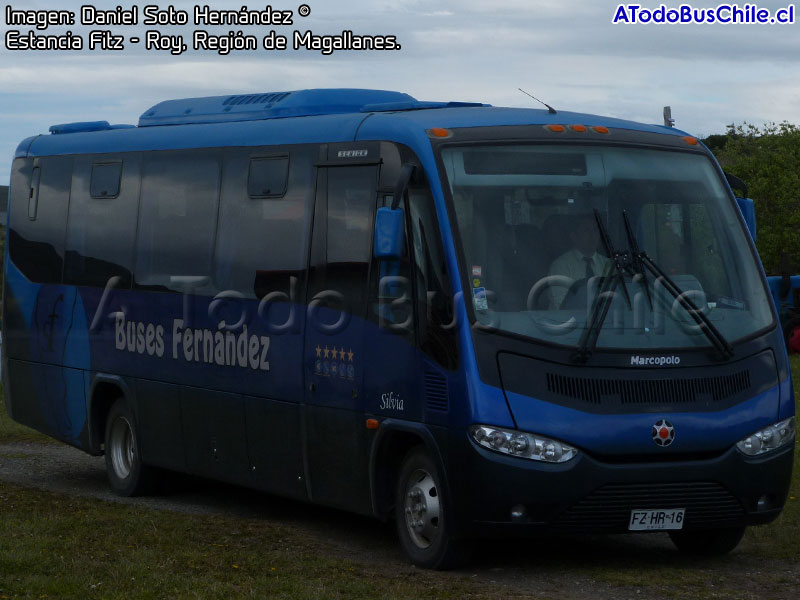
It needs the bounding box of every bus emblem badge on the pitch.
[652,419,675,447]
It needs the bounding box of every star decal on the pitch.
[347,348,354,362]
[323,346,330,358]
[315,345,322,358]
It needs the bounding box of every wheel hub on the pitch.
[109,417,134,480]
[403,469,441,549]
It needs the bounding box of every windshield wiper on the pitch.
[571,210,630,363]
[572,210,734,363]
[621,210,734,361]
[621,209,653,310]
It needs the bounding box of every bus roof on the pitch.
[16,88,691,159]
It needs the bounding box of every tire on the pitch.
[394,447,471,570]
[669,526,746,556]
[104,399,156,496]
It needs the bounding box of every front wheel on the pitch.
[104,399,157,496]
[669,526,746,556]
[394,447,471,570]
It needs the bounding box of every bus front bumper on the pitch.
[444,430,794,539]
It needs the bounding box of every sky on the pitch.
[1,0,799,183]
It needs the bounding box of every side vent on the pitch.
[222,92,290,106]
[424,365,448,412]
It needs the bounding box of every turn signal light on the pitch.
[427,127,453,138]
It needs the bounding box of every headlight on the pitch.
[736,417,795,456]
[469,425,578,463]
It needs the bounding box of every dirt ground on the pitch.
[0,440,797,600]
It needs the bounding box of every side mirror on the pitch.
[735,196,756,241]
[725,172,748,199]
[374,207,405,259]
[725,172,755,241]
[373,163,415,259]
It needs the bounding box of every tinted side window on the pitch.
[248,156,289,198]
[215,147,314,299]
[307,166,377,319]
[90,162,122,198]
[28,167,41,219]
[327,167,375,264]
[409,186,458,370]
[8,156,72,283]
[328,166,376,316]
[64,155,140,288]
[134,151,220,292]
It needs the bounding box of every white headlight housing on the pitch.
[469,425,578,463]
[736,417,795,456]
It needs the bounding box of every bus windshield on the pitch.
[441,143,774,351]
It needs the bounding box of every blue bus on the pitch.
[3,89,795,568]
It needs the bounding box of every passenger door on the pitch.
[303,147,379,513]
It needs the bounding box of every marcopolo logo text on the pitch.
[630,355,681,366]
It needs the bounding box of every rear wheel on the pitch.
[394,447,471,570]
[669,526,746,556]
[104,399,156,496]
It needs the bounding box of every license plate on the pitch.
[628,508,685,531]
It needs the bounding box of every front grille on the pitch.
[551,482,745,532]
[498,349,777,414]
[546,371,751,407]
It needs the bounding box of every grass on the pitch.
[0,385,506,599]
[0,359,797,598]
[0,483,488,600]
[0,384,52,444]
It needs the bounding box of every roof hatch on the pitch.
[49,122,135,135]
[49,121,112,135]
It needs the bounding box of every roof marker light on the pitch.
[427,127,453,138]
[570,125,587,132]
[545,124,565,133]
[366,418,379,430]
[682,136,699,145]
[592,126,610,134]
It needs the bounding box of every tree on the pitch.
[706,122,800,275]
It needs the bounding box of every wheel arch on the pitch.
[87,374,134,455]
[369,419,450,521]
